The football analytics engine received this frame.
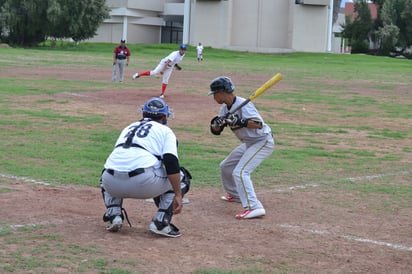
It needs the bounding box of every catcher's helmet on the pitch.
[142,97,172,120]
[208,76,235,96]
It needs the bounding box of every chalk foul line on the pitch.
[0,173,50,186]
[269,170,411,193]
[280,224,412,252]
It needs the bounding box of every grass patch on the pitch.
[1,46,410,186]
[0,224,139,273]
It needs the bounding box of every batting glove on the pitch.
[226,114,247,128]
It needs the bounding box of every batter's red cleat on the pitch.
[220,193,240,203]
[235,208,266,219]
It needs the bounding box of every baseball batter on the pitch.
[100,97,191,238]
[132,44,186,98]
[209,76,274,219]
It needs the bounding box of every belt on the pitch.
[106,168,145,177]
[116,57,126,60]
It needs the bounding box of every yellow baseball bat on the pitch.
[227,73,282,115]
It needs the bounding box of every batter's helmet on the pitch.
[208,76,235,96]
[142,97,172,120]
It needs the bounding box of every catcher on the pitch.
[208,76,274,219]
[100,97,191,238]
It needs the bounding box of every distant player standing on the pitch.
[208,76,274,219]
[132,44,186,98]
[196,42,204,62]
[100,97,191,237]
[112,39,131,82]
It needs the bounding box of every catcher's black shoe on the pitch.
[149,221,181,238]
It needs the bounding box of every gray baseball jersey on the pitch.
[218,96,272,142]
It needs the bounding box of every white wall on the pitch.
[90,0,333,53]
[189,1,231,48]
[230,0,290,48]
[127,0,164,11]
[88,0,165,44]
[189,0,330,53]
[290,4,329,52]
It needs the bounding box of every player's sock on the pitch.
[140,71,150,76]
[161,83,167,95]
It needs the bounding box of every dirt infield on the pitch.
[2,174,411,273]
[1,65,411,273]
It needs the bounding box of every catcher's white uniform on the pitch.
[105,119,177,173]
[101,115,191,237]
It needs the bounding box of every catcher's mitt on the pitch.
[180,166,191,194]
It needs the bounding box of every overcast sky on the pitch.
[341,0,352,8]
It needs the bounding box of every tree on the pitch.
[379,0,412,53]
[372,0,412,56]
[341,0,374,53]
[341,0,412,57]
[73,0,110,41]
[375,23,399,55]
[401,0,412,49]
[47,0,110,42]
[0,0,110,46]
[0,0,49,46]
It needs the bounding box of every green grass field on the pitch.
[1,43,410,188]
[0,43,411,273]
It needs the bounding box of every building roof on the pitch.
[344,2,378,20]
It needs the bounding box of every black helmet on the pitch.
[208,76,235,96]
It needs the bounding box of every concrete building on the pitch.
[89,0,339,53]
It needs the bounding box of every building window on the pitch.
[161,21,183,44]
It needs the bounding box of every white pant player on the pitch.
[208,76,274,219]
[132,45,186,98]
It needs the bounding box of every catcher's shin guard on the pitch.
[100,185,131,223]
[101,185,123,220]
[101,185,131,226]
[152,166,192,226]
[152,191,174,227]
